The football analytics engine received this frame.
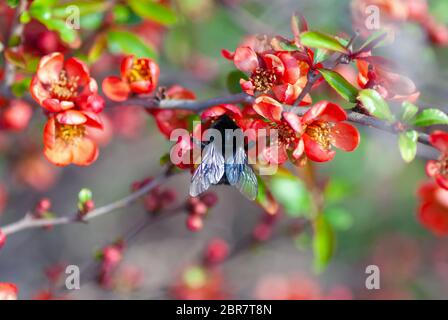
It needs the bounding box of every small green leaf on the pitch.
[256,176,279,215]
[318,69,358,103]
[399,101,419,123]
[44,19,77,44]
[300,31,348,53]
[52,0,109,17]
[11,78,31,97]
[226,70,247,94]
[357,89,394,121]
[88,34,107,63]
[271,176,311,217]
[313,214,335,273]
[113,4,132,24]
[78,188,93,204]
[324,179,353,203]
[107,30,157,59]
[398,130,418,163]
[7,0,19,8]
[412,108,448,127]
[324,207,353,231]
[358,30,389,53]
[313,48,330,64]
[128,0,177,26]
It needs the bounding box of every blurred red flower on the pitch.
[0,283,18,300]
[102,55,159,101]
[417,180,448,236]
[426,131,448,190]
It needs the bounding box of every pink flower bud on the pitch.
[186,215,203,232]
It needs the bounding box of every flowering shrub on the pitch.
[1,0,448,300]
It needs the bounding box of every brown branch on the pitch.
[118,92,434,150]
[1,165,176,237]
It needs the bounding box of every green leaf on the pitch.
[300,31,348,53]
[324,179,352,203]
[357,89,394,121]
[128,0,177,26]
[313,214,335,273]
[44,18,77,44]
[358,30,389,52]
[88,34,107,63]
[399,101,419,123]
[52,0,109,18]
[318,69,358,103]
[107,30,157,59]
[324,207,353,231]
[7,0,19,8]
[412,108,448,127]
[271,176,311,217]
[11,78,31,97]
[398,130,418,163]
[256,176,279,215]
[113,4,132,24]
[313,48,330,64]
[226,70,248,94]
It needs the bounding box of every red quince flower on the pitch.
[30,52,102,113]
[148,85,196,138]
[356,57,420,102]
[227,46,311,105]
[43,110,102,166]
[426,131,448,190]
[252,95,303,164]
[299,101,360,162]
[0,283,18,300]
[102,55,160,101]
[417,180,448,236]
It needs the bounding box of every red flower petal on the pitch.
[426,160,439,178]
[43,117,56,149]
[419,201,448,236]
[37,52,64,84]
[234,47,259,73]
[83,111,104,129]
[71,137,99,166]
[429,130,448,153]
[435,174,448,191]
[0,283,18,300]
[302,101,347,124]
[102,76,130,102]
[253,95,283,122]
[262,144,288,165]
[64,57,90,86]
[166,85,196,100]
[30,76,50,105]
[120,55,135,79]
[129,80,153,94]
[263,54,285,76]
[303,133,335,162]
[43,99,74,113]
[292,138,304,159]
[56,110,87,125]
[240,79,255,96]
[330,122,360,152]
[201,104,242,121]
[282,111,302,133]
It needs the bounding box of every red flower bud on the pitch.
[252,223,272,242]
[186,215,203,232]
[0,100,32,131]
[200,192,218,208]
[204,239,229,265]
[0,229,6,249]
[193,202,208,216]
[36,198,52,214]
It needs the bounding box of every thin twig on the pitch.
[1,166,176,236]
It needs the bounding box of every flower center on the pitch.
[437,154,448,175]
[271,122,298,147]
[305,121,332,150]
[251,67,277,93]
[57,124,85,143]
[50,70,79,100]
[127,59,152,83]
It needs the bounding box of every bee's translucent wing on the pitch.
[190,142,225,197]
[225,146,258,200]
